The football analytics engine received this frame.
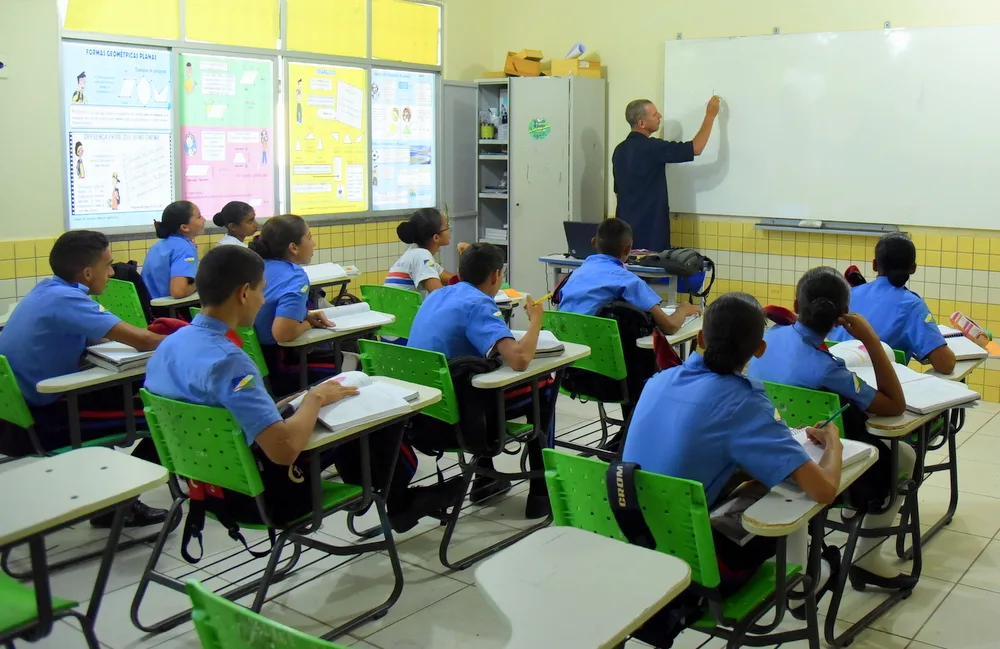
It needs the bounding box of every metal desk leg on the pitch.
[67,394,83,449]
[85,502,129,621]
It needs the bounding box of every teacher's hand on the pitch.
[706,95,721,118]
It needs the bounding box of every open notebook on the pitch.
[317,303,393,332]
[792,429,872,468]
[512,330,565,357]
[661,305,699,327]
[86,342,153,372]
[936,324,988,360]
[830,340,980,414]
[289,372,418,433]
[303,262,348,283]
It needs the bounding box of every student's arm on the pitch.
[838,313,906,416]
[789,423,843,505]
[691,96,721,156]
[907,305,956,375]
[106,321,164,351]
[651,304,701,335]
[254,382,358,465]
[168,249,198,299]
[422,276,445,292]
[493,298,544,371]
[927,345,957,376]
[270,285,314,343]
[272,317,312,343]
[624,277,700,335]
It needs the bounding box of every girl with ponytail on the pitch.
[213,201,257,247]
[748,267,916,593]
[827,233,955,374]
[385,207,468,297]
[142,200,205,300]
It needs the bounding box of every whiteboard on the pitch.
[663,26,1000,230]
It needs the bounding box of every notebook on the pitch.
[938,324,964,338]
[512,330,565,357]
[303,262,348,283]
[709,481,768,547]
[86,342,153,372]
[792,429,872,468]
[289,373,416,433]
[318,303,393,332]
[661,305,700,327]
[946,335,989,361]
[494,291,511,304]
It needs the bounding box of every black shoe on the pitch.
[525,492,551,519]
[389,480,465,534]
[470,476,512,505]
[849,565,918,592]
[91,500,170,529]
[790,545,841,620]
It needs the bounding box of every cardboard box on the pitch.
[545,58,605,79]
[482,70,507,79]
[504,50,543,77]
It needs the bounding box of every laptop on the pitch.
[564,221,597,260]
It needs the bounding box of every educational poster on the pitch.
[287,62,368,215]
[371,68,436,210]
[179,54,275,219]
[63,42,173,229]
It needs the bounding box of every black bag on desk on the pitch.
[641,248,715,298]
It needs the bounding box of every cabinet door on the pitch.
[509,77,570,304]
[441,81,478,272]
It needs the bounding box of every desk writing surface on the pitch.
[0,302,16,327]
[470,342,591,390]
[928,358,982,382]
[305,377,441,450]
[866,409,942,438]
[0,448,168,547]
[539,254,667,276]
[37,365,147,394]
[149,293,200,308]
[277,313,396,348]
[475,526,691,649]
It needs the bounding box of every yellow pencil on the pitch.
[533,292,553,306]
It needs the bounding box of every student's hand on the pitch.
[706,95,721,118]
[679,303,702,318]
[837,312,878,345]
[457,242,470,256]
[806,422,842,448]
[308,382,359,406]
[523,295,544,323]
[306,311,332,329]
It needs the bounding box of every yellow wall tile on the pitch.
[0,261,14,280]
[940,236,957,253]
[705,220,718,235]
[975,238,991,255]
[0,243,13,261]
[958,236,975,254]
[33,257,49,275]
[15,258,34,277]
[974,255,990,271]
[971,303,988,320]
[930,251,946,267]
[781,241,796,256]
[924,234,942,250]
[34,238,55,257]
[14,241,34,259]
[717,221,731,236]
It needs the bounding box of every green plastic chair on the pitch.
[825,340,906,365]
[0,570,97,648]
[359,285,421,340]
[187,580,348,649]
[543,449,812,645]
[93,278,148,328]
[189,308,269,380]
[542,310,629,458]
[133,389,402,637]
[358,339,543,570]
[763,381,846,437]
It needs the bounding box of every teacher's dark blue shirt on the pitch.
[612,132,694,251]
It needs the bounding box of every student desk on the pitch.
[303,263,357,302]
[0,448,167,648]
[636,315,703,358]
[277,313,396,389]
[929,358,984,382]
[538,254,680,306]
[149,293,200,318]
[475,526,691,649]
[471,342,591,390]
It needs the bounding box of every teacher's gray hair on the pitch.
[625,99,653,127]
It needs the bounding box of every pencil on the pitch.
[818,402,851,429]
[533,293,553,306]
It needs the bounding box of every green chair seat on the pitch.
[0,572,77,633]
[692,561,802,628]
[505,421,534,437]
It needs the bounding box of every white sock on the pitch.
[789,554,833,608]
[852,441,916,578]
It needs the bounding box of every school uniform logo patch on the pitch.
[853,374,862,393]
[924,312,935,324]
[300,284,309,293]
[423,258,434,266]
[184,257,196,263]
[492,310,502,318]
[232,374,256,392]
[773,408,782,422]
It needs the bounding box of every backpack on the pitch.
[641,248,716,298]
[112,260,155,324]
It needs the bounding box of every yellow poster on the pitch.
[288,63,368,215]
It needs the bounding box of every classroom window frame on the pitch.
[58,0,444,236]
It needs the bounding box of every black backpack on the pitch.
[640,248,715,298]
[112,260,155,324]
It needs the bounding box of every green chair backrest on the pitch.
[357,339,459,425]
[187,580,347,649]
[763,381,845,436]
[541,311,627,381]
[189,308,268,378]
[94,278,148,328]
[359,285,421,339]
[139,389,264,497]
[0,356,33,429]
[543,449,721,588]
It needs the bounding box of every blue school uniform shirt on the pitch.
[0,278,121,406]
[254,259,310,346]
[145,315,281,445]
[828,276,946,363]
[622,353,811,505]
[407,282,513,360]
[747,321,878,411]
[557,254,662,316]
[141,235,198,300]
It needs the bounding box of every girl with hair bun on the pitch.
[385,207,468,298]
[142,200,205,300]
[748,267,916,593]
[213,201,258,247]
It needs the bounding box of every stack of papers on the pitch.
[512,330,565,357]
[303,263,348,283]
[936,325,988,360]
[86,342,153,372]
[290,373,417,432]
[317,303,394,332]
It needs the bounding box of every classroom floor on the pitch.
[7,396,1000,649]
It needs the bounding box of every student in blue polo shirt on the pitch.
[622,292,842,606]
[145,246,454,533]
[143,200,205,300]
[829,233,956,375]
[747,266,917,591]
[0,230,167,527]
[249,215,338,397]
[408,243,554,518]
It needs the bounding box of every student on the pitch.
[213,201,258,247]
[145,246,451,532]
[622,292,842,604]
[0,230,167,527]
[829,233,956,375]
[557,218,700,331]
[747,267,917,590]
[143,200,205,300]
[385,208,468,298]
[249,215,336,396]
[407,243,554,518]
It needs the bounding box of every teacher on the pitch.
[612,96,720,251]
